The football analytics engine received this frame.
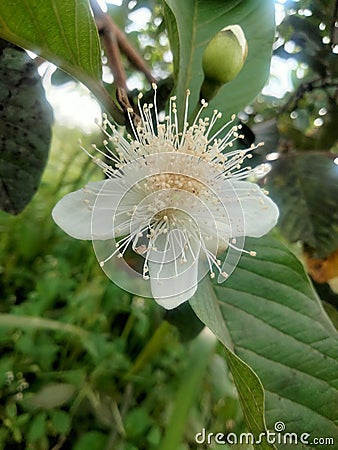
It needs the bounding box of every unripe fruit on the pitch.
[201,25,248,100]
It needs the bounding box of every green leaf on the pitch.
[73,431,107,450]
[124,407,153,440]
[50,409,71,434]
[28,411,47,443]
[193,236,338,450]
[190,281,275,450]
[0,40,52,214]
[265,154,338,257]
[0,0,101,86]
[0,1,123,121]
[162,3,179,83]
[163,0,275,124]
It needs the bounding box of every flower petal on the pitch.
[91,179,143,239]
[147,230,200,309]
[219,180,279,238]
[52,180,127,240]
[52,181,102,240]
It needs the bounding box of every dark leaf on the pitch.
[165,301,204,342]
[265,154,338,257]
[252,119,280,154]
[0,40,53,214]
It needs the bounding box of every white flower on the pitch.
[52,87,279,310]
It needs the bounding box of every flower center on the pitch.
[143,172,204,195]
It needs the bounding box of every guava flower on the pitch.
[52,87,279,309]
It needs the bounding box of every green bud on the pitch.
[201,25,248,100]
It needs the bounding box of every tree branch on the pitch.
[113,24,156,85]
[281,78,338,113]
[90,0,127,92]
[89,0,156,118]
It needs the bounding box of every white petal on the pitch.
[91,179,141,239]
[52,180,127,240]
[219,180,279,238]
[52,181,102,240]
[148,231,200,309]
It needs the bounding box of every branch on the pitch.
[281,78,338,113]
[89,0,156,117]
[113,24,156,85]
[90,0,127,91]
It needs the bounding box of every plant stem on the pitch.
[159,329,216,450]
[0,313,88,338]
[126,320,172,377]
[90,0,156,86]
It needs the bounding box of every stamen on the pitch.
[227,240,256,256]
[191,99,208,129]
[127,108,140,143]
[152,83,160,130]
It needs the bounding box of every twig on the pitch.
[51,435,67,450]
[90,0,155,85]
[113,24,156,85]
[90,0,127,91]
[280,78,338,113]
[104,383,134,450]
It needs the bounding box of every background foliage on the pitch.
[0,0,337,449]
